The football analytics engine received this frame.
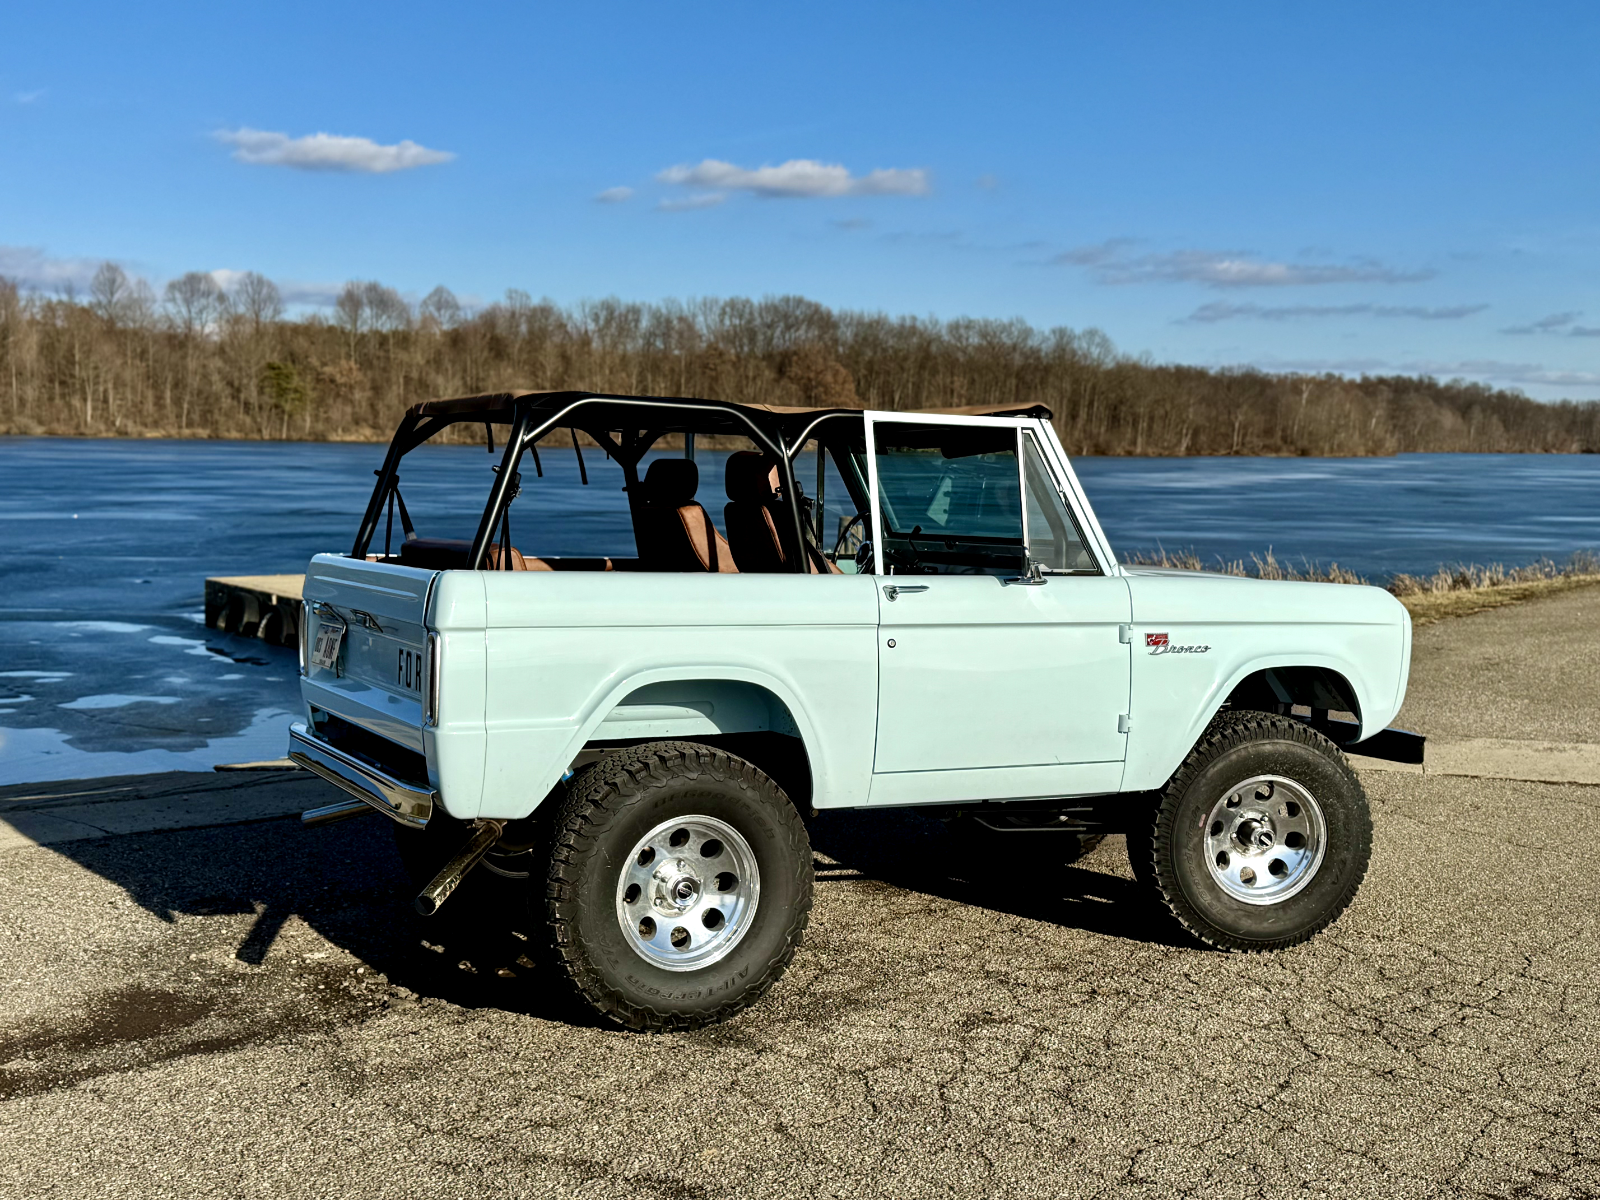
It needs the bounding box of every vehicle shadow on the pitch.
[19,791,1191,1044]
[36,813,611,1029]
[807,808,1198,950]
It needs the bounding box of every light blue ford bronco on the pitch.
[289,390,1421,1029]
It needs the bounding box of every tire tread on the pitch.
[545,740,812,1032]
[1146,710,1372,952]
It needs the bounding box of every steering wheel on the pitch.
[833,512,869,559]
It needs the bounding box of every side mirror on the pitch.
[855,540,875,575]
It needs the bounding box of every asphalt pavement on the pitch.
[2,588,1598,1199]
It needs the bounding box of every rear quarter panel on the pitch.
[1121,571,1410,792]
[471,573,881,820]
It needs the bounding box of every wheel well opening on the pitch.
[1226,667,1360,725]
[588,680,813,810]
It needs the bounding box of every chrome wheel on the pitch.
[1203,775,1326,906]
[615,815,760,972]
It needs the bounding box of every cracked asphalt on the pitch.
[3,596,1599,1198]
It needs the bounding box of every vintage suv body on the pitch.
[289,390,1419,1030]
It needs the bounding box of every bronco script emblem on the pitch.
[1146,632,1210,655]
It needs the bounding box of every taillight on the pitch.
[425,632,441,726]
[298,600,310,675]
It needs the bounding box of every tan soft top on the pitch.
[410,389,1050,423]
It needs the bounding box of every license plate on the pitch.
[310,620,345,672]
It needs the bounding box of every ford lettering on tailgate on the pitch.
[396,647,423,693]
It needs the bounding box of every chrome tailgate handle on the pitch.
[882,584,930,601]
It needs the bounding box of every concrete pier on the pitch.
[203,574,304,648]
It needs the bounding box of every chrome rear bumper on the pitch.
[287,721,435,828]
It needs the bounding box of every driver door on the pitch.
[864,413,1132,806]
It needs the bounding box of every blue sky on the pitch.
[2,1,1596,398]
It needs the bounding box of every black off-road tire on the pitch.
[1124,805,1159,892]
[1145,710,1372,951]
[545,741,813,1031]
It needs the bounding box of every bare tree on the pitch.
[89,262,132,324]
[333,281,369,361]
[334,281,367,335]
[124,279,158,329]
[231,272,283,332]
[362,282,411,333]
[419,285,461,330]
[164,272,228,337]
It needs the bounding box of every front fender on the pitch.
[1120,575,1409,794]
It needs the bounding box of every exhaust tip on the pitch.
[410,819,505,917]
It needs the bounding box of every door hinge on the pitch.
[1118,624,1132,644]
[1117,714,1132,734]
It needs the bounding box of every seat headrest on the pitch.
[644,457,700,506]
[725,451,781,503]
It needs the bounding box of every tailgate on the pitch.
[302,555,436,750]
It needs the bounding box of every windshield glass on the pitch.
[871,422,1024,574]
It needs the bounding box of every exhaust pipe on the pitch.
[301,798,376,827]
[414,820,505,916]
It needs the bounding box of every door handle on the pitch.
[882,584,929,601]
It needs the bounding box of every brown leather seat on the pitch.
[484,544,552,571]
[639,459,737,573]
[723,452,840,574]
[398,537,552,571]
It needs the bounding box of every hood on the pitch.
[1122,568,1408,627]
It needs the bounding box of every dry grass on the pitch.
[1122,547,1368,584]
[1395,570,1600,625]
[1120,547,1600,625]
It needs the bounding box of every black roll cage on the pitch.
[350,390,925,571]
[352,390,1054,570]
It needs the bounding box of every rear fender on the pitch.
[478,668,835,821]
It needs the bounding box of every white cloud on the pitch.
[0,245,103,291]
[1262,355,1600,394]
[1436,360,1600,388]
[206,269,339,307]
[208,269,250,292]
[594,186,634,204]
[1187,301,1487,323]
[1054,241,1434,288]
[658,193,727,212]
[1500,311,1600,337]
[215,128,454,173]
[657,158,929,199]
[15,90,43,105]
[277,280,343,306]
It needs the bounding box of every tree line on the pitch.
[2,265,1597,455]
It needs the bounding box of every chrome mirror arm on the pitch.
[1003,557,1048,587]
